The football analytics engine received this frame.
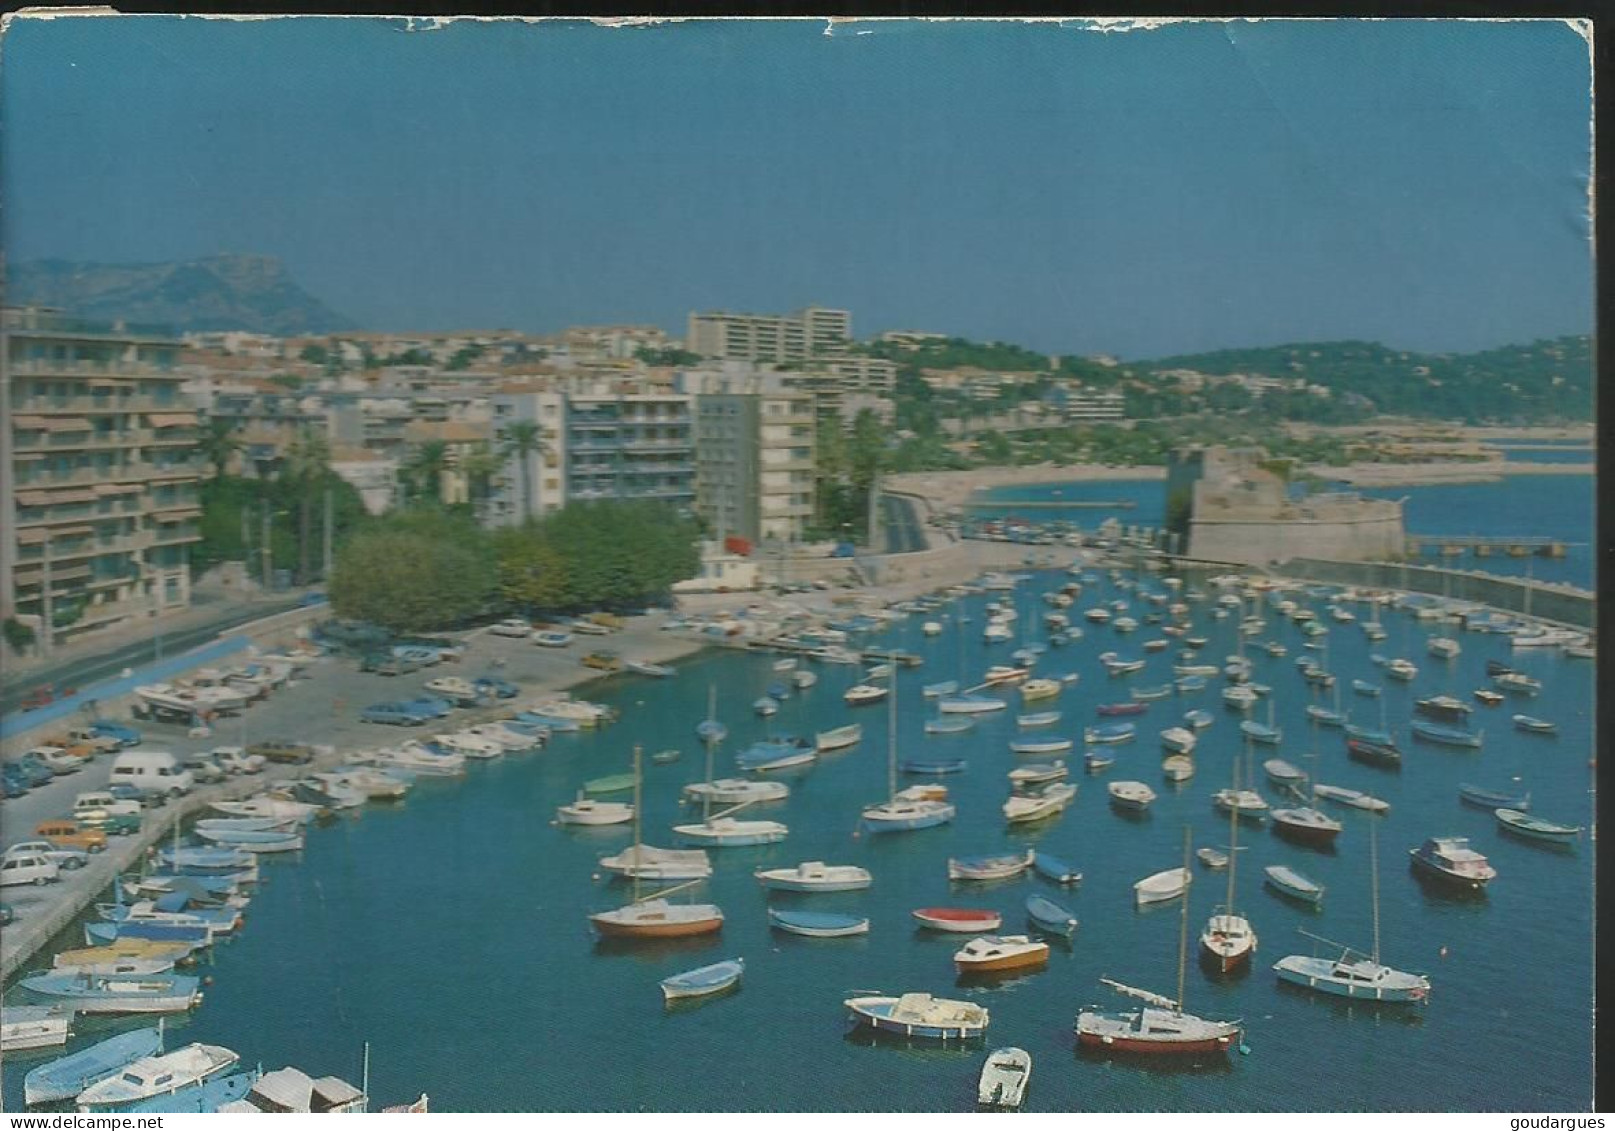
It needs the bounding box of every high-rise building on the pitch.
[686,306,851,364]
[694,389,815,544]
[488,383,695,524]
[2,307,201,652]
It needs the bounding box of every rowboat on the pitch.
[923,680,959,698]
[1159,727,1197,755]
[1084,723,1136,745]
[1018,711,1061,728]
[83,922,210,949]
[978,1047,1032,1109]
[1346,737,1402,769]
[913,907,1003,932]
[924,717,975,735]
[753,697,779,717]
[1239,720,1282,746]
[1003,783,1077,823]
[76,1043,240,1110]
[1513,714,1557,734]
[939,696,1007,715]
[24,1026,166,1106]
[1130,683,1173,702]
[1263,864,1324,905]
[20,972,201,1014]
[1025,894,1078,937]
[1020,679,1061,702]
[1007,761,1067,786]
[1408,837,1496,890]
[1495,808,1582,843]
[1084,750,1115,773]
[1010,738,1073,755]
[767,908,869,937]
[1183,709,1214,730]
[1096,702,1149,721]
[1108,780,1157,811]
[1,1007,71,1052]
[949,850,1035,882]
[1263,759,1306,786]
[1351,679,1381,697]
[583,773,636,796]
[955,935,1050,974]
[1161,755,1195,783]
[901,757,969,776]
[660,958,744,1002]
[1474,689,1505,705]
[815,724,863,752]
[54,940,195,974]
[1031,852,1082,885]
[844,994,989,1040]
[1410,720,1483,748]
[1196,847,1228,869]
[650,749,681,764]
[1458,783,1530,811]
[1134,867,1190,906]
[755,861,872,892]
[1311,784,1390,813]
[1222,685,1258,712]
[735,741,817,773]
[1174,675,1207,693]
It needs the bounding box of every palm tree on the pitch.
[281,426,332,584]
[459,440,503,523]
[403,440,450,506]
[198,418,244,480]
[499,421,545,523]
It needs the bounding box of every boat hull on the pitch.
[1075,1015,1240,1055]
[589,914,723,939]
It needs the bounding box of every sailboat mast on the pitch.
[702,686,717,821]
[630,743,644,905]
[1176,826,1191,1013]
[886,656,899,801]
[1225,788,1238,910]
[1370,818,1381,964]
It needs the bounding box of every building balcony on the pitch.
[5,358,180,379]
[620,439,692,453]
[11,430,146,454]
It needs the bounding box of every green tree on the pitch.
[329,512,495,631]
[198,418,244,480]
[499,421,546,521]
[402,440,450,506]
[281,427,332,583]
[298,344,328,365]
[459,441,503,522]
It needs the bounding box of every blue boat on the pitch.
[900,758,968,775]
[518,711,582,734]
[768,908,870,937]
[735,738,815,771]
[1344,722,1395,745]
[845,993,989,1040]
[1410,720,1484,748]
[154,847,253,873]
[765,682,790,701]
[19,971,202,1013]
[1084,750,1115,773]
[24,1027,166,1106]
[660,958,744,1001]
[1032,851,1082,885]
[1239,720,1282,745]
[1025,893,1078,937]
[124,1071,260,1113]
[1084,723,1136,745]
[85,922,210,948]
[1458,783,1530,811]
[1351,680,1382,697]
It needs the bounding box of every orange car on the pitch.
[35,819,107,854]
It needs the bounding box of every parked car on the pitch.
[473,675,519,699]
[46,729,120,757]
[210,746,266,775]
[583,612,626,631]
[423,676,483,706]
[568,620,612,636]
[531,629,575,648]
[361,652,421,676]
[74,806,142,837]
[182,752,228,784]
[581,651,622,672]
[13,755,56,788]
[2,765,30,797]
[392,646,443,668]
[30,746,88,776]
[109,752,195,800]
[359,703,431,727]
[88,719,144,748]
[0,904,14,925]
[74,790,143,820]
[400,695,452,719]
[0,853,61,887]
[35,819,108,854]
[4,840,88,872]
[394,635,466,661]
[488,618,533,638]
[106,783,154,808]
[246,740,316,765]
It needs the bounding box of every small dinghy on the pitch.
[768,908,870,937]
[753,697,779,717]
[1495,808,1582,843]
[1264,864,1324,906]
[1311,783,1390,813]
[1263,759,1307,786]
[1096,701,1147,717]
[949,850,1035,882]
[1161,755,1195,783]
[1196,847,1229,869]
[925,717,976,735]
[1084,750,1115,773]
[1008,761,1067,786]
[1351,679,1381,698]
[1108,780,1157,811]
[1018,710,1062,729]
[650,748,681,765]
[978,1047,1032,1109]
[1134,866,1190,906]
[1084,723,1136,745]
[1183,708,1214,730]
[1010,738,1073,755]
[660,958,744,1002]
[1032,851,1082,885]
[1003,783,1078,824]
[1458,782,1530,811]
[1474,688,1504,706]
[1513,714,1557,735]
[1025,894,1078,937]
[901,758,968,775]
[912,907,1003,933]
[923,680,960,699]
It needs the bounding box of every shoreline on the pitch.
[1313,460,1594,488]
[885,464,1165,511]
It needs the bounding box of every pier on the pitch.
[1404,534,1580,559]
[959,498,1138,510]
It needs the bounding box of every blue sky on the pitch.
[1,17,1593,358]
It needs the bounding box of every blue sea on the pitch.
[2,551,1595,1111]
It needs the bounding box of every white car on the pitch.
[0,852,61,886]
[30,746,87,775]
[74,791,143,820]
[3,840,79,875]
[210,746,266,774]
[488,618,533,638]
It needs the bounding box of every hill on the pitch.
[7,254,357,336]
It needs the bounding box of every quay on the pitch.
[958,498,1138,510]
[1404,534,1579,558]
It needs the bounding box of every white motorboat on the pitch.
[1108,780,1157,811]
[1160,727,1197,755]
[1134,866,1191,906]
[556,792,634,826]
[978,1047,1032,1109]
[462,722,541,751]
[815,724,863,752]
[77,1044,240,1110]
[208,796,319,824]
[1,1007,71,1052]
[366,743,466,777]
[681,779,790,805]
[754,861,872,892]
[431,732,504,760]
[1003,782,1077,823]
[843,684,889,706]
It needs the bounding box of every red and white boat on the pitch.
[912,908,1003,933]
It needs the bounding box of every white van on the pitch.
[108,751,195,800]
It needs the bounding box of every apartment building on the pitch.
[694,389,815,544]
[487,382,695,525]
[686,306,851,365]
[1059,387,1127,423]
[2,307,201,652]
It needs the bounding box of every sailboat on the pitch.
[1273,823,1430,1002]
[1270,730,1343,848]
[1199,789,1256,974]
[862,658,956,833]
[1212,730,1269,822]
[682,687,789,807]
[590,746,723,938]
[1076,829,1244,1054]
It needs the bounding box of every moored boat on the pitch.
[1025,894,1078,936]
[1133,866,1190,906]
[754,861,872,892]
[660,958,744,1002]
[1408,837,1496,890]
[1009,738,1073,756]
[978,1047,1032,1109]
[901,757,968,775]
[23,1027,165,1106]
[1264,864,1324,906]
[1003,782,1077,824]
[76,1043,239,1110]
[954,935,1049,974]
[1458,782,1530,811]
[924,717,976,735]
[1346,736,1402,770]
[1,1007,71,1052]
[949,850,1035,882]
[1410,720,1484,748]
[20,971,201,1014]
[1161,755,1195,783]
[1084,723,1136,746]
[912,907,1003,933]
[1312,784,1390,813]
[1031,851,1082,885]
[555,793,634,827]
[815,724,863,751]
[1513,714,1557,734]
[1108,780,1157,811]
[1495,808,1582,843]
[845,993,989,1040]
[768,908,869,937]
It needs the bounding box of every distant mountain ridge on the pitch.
[7,254,357,336]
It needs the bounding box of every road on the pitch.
[880,493,929,554]
[2,597,308,715]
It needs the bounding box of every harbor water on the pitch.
[1,561,1594,1110]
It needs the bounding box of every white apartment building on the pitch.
[686,306,851,365]
[693,387,815,544]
